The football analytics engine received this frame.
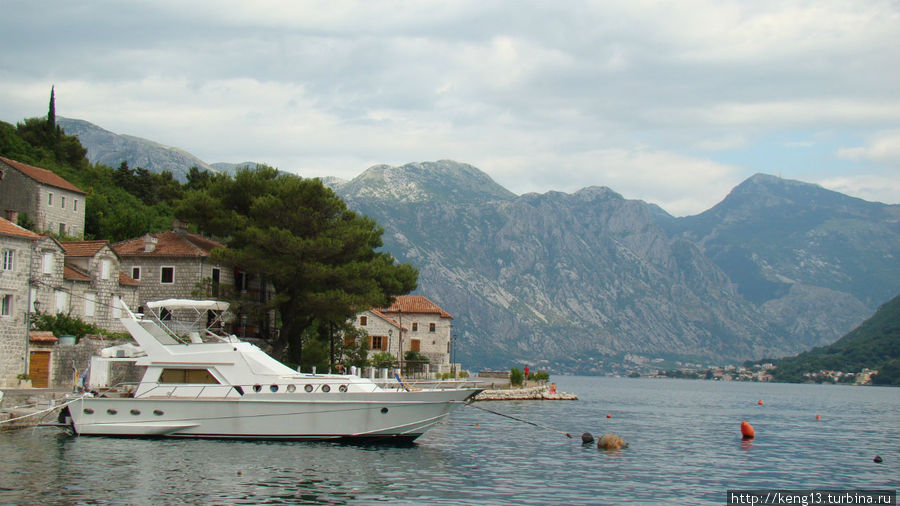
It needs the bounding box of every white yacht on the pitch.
[60,299,481,441]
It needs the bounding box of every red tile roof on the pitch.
[119,271,140,286]
[64,264,91,281]
[381,295,452,319]
[0,216,40,239]
[30,331,58,343]
[113,231,225,257]
[61,240,108,257]
[0,156,86,194]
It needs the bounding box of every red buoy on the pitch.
[741,420,755,439]
[816,414,821,420]
[606,413,611,418]
[757,400,764,405]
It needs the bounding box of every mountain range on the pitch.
[60,118,900,373]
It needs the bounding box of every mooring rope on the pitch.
[0,395,85,426]
[468,403,572,438]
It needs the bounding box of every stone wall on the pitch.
[0,234,32,387]
[50,336,108,389]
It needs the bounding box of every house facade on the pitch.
[59,240,140,332]
[0,156,86,237]
[0,217,42,386]
[352,295,454,374]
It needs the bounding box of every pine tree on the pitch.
[47,86,56,131]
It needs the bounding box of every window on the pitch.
[42,252,54,274]
[211,268,220,297]
[132,267,141,280]
[112,295,122,319]
[235,271,247,291]
[61,196,66,209]
[74,199,78,211]
[360,316,367,326]
[429,323,436,332]
[84,292,96,317]
[371,335,385,350]
[100,259,111,280]
[48,193,53,206]
[159,369,219,384]
[1,294,12,316]
[55,290,68,313]
[160,266,174,284]
[412,322,418,331]
[2,250,13,271]
[59,223,66,235]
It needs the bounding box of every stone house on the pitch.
[0,216,42,387]
[352,295,454,374]
[59,240,140,332]
[112,227,234,311]
[0,156,86,237]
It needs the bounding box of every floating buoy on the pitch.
[873,455,883,463]
[237,470,243,476]
[475,423,481,427]
[606,413,612,418]
[582,432,595,444]
[757,400,764,405]
[816,414,821,420]
[741,420,755,439]
[597,433,628,450]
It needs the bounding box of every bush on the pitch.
[509,368,524,386]
[30,312,104,340]
[371,352,396,369]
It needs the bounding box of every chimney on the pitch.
[5,209,18,223]
[142,234,158,253]
[172,218,188,234]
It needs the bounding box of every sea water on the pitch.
[1,377,897,505]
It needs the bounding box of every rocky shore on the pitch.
[474,385,578,401]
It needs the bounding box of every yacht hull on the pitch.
[68,389,478,440]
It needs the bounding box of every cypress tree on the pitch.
[47,85,56,131]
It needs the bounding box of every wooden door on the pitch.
[410,339,420,352]
[29,351,52,388]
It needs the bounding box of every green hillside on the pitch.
[771,294,900,385]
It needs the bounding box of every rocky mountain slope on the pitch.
[57,117,215,181]
[55,117,900,372]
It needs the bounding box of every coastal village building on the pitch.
[0,156,86,237]
[0,217,42,387]
[112,226,233,311]
[112,226,274,339]
[59,240,140,333]
[352,295,455,374]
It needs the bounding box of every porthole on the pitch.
[304,384,313,393]
[130,409,141,416]
[153,409,164,416]
[107,409,118,415]
[270,384,279,392]
[322,384,331,393]
[381,407,389,414]
[83,408,94,415]
[253,384,262,393]
[286,384,296,393]
[339,385,348,393]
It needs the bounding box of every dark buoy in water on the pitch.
[874,455,883,463]
[582,432,595,444]
[741,420,755,439]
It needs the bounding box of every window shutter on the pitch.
[381,337,388,351]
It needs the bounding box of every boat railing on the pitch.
[134,382,243,399]
[372,378,484,391]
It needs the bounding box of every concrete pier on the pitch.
[474,385,578,401]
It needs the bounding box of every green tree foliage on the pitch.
[371,352,396,369]
[340,326,371,369]
[403,350,430,374]
[770,294,900,384]
[509,367,524,386]
[30,312,105,340]
[175,166,418,363]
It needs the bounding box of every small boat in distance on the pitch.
[59,299,481,441]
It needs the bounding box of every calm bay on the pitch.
[1,377,897,505]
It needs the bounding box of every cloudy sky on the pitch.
[2,1,899,216]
